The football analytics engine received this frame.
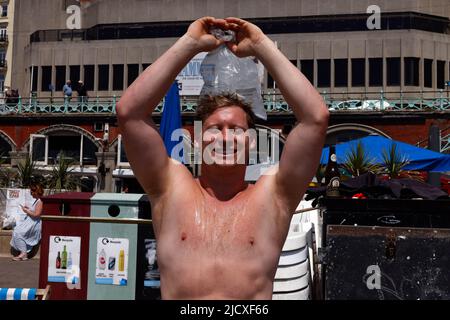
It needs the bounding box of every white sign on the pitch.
[95,237,129,286]
[143,239,160,288]
[176,52,207,95]
[48,236,81,284]
[5,189,34,225]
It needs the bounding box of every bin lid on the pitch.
[42,192,95,204]
[90,192,144,205]
[321,198,450,214]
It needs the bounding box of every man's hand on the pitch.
[224,17,267,58]
[186,17,228,53]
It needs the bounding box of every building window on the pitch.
[369,58,383,87]
[55,66,66,92]
[404,57,419,86]
[386,58,400,86]
[0,74,4,93]
[437,60,446,90]
[334,59,348,88]
[127,64,139,87]
[0,134,11,164]
[351,59,365,87]
[0,28,6,41]
[317,59,331,88]
[113,64,124,91]
[30,66,38,92]
[70,65,81,86]
[290,59,297,67]
[424,59,433,88]
[117,135,129,166]
[142,63,151,72]
[84,65,94,91]
[41,66,52,92]
[98,64,109,91]
[30,133,98,166]
[300,60,314,84]
[1,5,7,17]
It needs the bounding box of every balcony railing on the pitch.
[0,91,449,115]
[0,35,8,43]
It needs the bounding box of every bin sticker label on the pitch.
[143,239,160,288]
[95,237,129,286]
[48,236,81,284]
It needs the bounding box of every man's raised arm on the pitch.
[225,18,329,213]
[116,17,225,197]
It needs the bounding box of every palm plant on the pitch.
[380,143,410,179]
[46,151,81,192]
[341,141,380,177]
[17,156,40,188]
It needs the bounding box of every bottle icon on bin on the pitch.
[98,248,106,270]
[108,256,116,271]
[118,249,125,272]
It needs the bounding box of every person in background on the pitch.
[63,80,73,103]
[76,80,88,104]
[10,184,44,261]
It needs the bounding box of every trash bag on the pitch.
[1,213,16,230]
[200,28,267,120]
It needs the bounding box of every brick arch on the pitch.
[327,123,391,139]
[0,130,17,151]
[21,124,103,151]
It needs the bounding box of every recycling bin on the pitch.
[320,198,450,300]
[87,193,148,300]
[39,192,95,300]
[135,194,161,300]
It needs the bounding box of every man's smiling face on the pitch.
[201,106,254,166]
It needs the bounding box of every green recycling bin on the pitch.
[87,193,146,300]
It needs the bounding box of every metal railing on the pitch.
[0,96,117,114]
[0,91,449,115]
[415,126,450,153]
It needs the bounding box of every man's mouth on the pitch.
[213,148,237,157]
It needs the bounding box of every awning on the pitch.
[321,135,450,172]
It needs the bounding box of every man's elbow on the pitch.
[116,100,128,120]
[116,100,137,123]
[313,102,330,128]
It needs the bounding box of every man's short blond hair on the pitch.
[196,93,256,129]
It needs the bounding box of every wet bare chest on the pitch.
[180,200,262,251]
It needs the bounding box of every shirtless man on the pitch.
[117,17,329,299]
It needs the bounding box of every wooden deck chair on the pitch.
[0,285,51,300]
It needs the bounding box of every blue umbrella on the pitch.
[321,135,450,172]
[159,81,183,163]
